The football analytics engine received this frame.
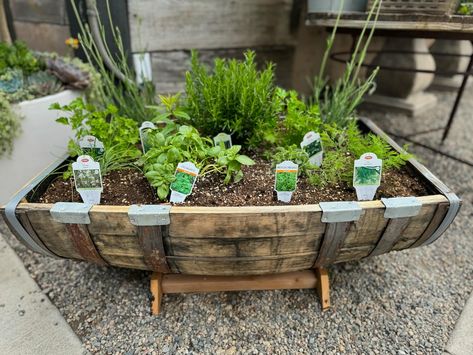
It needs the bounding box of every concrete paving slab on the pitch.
[445,293,473,355]
[0,235,84,355]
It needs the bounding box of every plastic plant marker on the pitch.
[301,131,323,167]
[274,160,298,203]
[72,155,103,204]
[78,135,104,156]
[353,153,382,201]
[139,121,157,153]
[213,133,232,149]
[170,162,200,203]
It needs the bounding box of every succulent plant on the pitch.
[46,57,90,89]
[0,69,24,94]
[26,71,62,97]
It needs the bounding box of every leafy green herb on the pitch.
[185,50,280,146]
[142,126,254,200]
[0,41,43,75]
[52,98,141,178]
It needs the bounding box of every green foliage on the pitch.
[142,125,254,200]
[185,50,280,146]
[149,93,190,123]
[26,71,62,97]
[269,119,411,187]
[276,172,297,192]
[458,3,473,15]
[275,89,322,147]
[71,0,156,123]
[203,144,255,184]
[52,98,141,177]
[0,95,21,158]
[0,41,42,75]
[170,172,195,195]
[312,0,381,127]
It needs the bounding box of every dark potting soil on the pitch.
[37,169,159,205]
[36,161,431,206]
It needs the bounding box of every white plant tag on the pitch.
[78,135,104,155]
[274,160,298,203]
[139,121,156,153]
[301,131,323,167]
[353,153,382,201]
[213,133,232,149]
[170,162,199,203]
[72,155,103,205]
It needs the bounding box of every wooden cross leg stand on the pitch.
[150,268,330,315]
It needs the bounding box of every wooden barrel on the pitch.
[1,118,461,276]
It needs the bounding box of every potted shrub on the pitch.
[0,41,96,205]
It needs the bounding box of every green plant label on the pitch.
[170,162,200,203]
[78,135,104,156]
[72,155,103,204]
[353,153,382,201]
[300,131,323,167]
[274,160,298,203]
[139,121,157,153]
[213,133,232,149]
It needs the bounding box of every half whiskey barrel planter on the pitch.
[1,117,460,312]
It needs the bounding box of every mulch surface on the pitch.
[37,161,430,206]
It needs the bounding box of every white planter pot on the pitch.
[308,0,367,13]
[0,90,81,206]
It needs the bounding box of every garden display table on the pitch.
[307,13,473,166]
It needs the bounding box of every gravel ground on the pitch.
[1,87,473,354]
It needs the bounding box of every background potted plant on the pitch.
[0,41,96,205]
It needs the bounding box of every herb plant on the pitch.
[142,125,254,200]
[313,0,381,127]
[185,50,280,146]
[52,98,141,177]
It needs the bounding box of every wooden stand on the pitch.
[150,268,330,315]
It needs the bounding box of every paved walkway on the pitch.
[445,293,473,355]
[0,235,84,355]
